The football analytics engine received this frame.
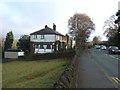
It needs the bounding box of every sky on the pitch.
[0,0,119,41]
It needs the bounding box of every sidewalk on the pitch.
[75,50,116,88]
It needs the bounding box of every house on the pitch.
[67,36,76,49]
[30,24,68,54]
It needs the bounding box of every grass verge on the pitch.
[2,58,71,88]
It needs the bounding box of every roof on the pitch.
[30,26,64,36]
[5,49,23,52]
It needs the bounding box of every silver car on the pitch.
[95,45,101,49]
[100,45,107,50]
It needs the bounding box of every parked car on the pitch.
[108,46,120,54]
[108,46,112,51]
[100,45,107,50]
[95,45,101,49]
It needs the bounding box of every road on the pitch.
[76,48,119,88]
[90,48,119,78]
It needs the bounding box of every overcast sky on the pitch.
[0,0,119,41]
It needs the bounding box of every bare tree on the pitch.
[68,13,95,56]
[103,14,119,46]
[103,15,118,38]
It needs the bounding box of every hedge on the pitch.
[32,50,75,60]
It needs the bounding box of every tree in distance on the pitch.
[92,36,101,45]
[4,31,14,50]
[103,13,120,47]
[17,35,30,53]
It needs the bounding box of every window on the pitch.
[40,44,44,49]
[35,44,37,48]
[33,44,34,47]
[34,44,40,48]
[35,44,38,48]
[33,35,37,39]
[38,45,40,48]
[41,35,44,39]
[56,35,59,40]
[47,45,51,49]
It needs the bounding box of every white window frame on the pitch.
[33,35,37,39]
[41,35,45,39]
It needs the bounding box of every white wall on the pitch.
[55,35,62,42]
[30,34,56,42]
[5,51,25,59]
[30,34,63,42]
[5,52,18,59]
[35,49,54,53]
[18,52,24,56]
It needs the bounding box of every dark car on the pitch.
[108,46,120,54]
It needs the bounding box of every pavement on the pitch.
[75,50,117,88]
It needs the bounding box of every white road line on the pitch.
[110,55,120,60]
[105,54,108,56]
[105,54,120,60]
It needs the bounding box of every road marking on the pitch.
[109,55,120,60]
[105,54,108,56]
[112,77,120,85]
[105,54,120,60]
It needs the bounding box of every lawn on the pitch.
[2,58,71,88]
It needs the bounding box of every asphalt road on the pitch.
[76,48,119,88]
[89,48,120,88]
[89,48,119,78]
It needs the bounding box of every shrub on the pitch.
[32,50,75,60]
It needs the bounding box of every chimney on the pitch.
[53,23,56,31]
[45,25,48,28]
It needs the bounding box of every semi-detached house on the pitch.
[30,24,68,54]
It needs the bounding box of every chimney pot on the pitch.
[45,25,48,28]
[53,23,56,31]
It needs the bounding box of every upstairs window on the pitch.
[41,35,45,39]
[56,35,59,40]
[33,35,37,39]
